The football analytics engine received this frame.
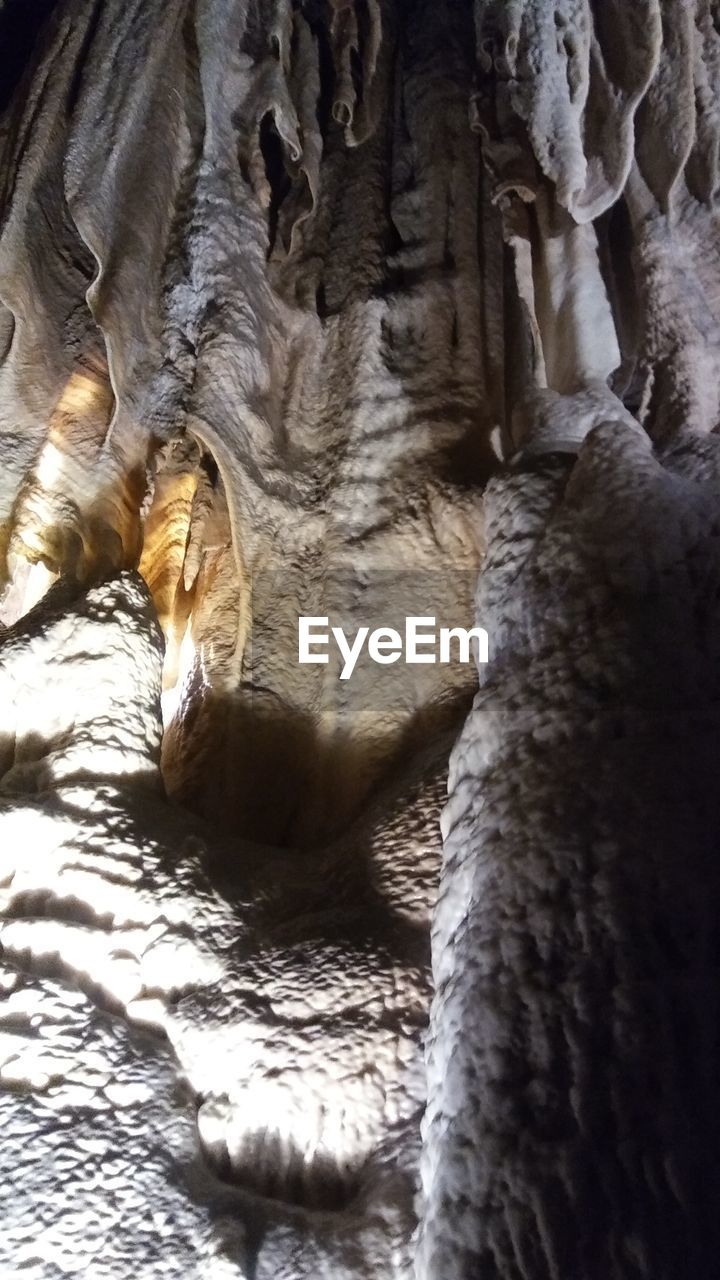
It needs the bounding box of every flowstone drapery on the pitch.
[1,2,720,1277]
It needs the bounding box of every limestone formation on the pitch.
[0,1,719,1277]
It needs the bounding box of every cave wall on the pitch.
[1,1,720,1277]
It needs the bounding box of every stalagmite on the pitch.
[1,1,720,1277]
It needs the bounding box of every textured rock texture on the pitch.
[0,1,719,1278]
[0,571,443,1277]
[421,417,720,1280]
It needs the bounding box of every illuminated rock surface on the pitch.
[0,1,719,1277]
[0,570,445,1277]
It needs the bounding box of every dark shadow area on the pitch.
[164,675,472,849]
[0,0,60,112]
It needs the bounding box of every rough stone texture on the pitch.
[0,1,719,1278]
[0,571,444,1277]
[420,419,720,1279]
